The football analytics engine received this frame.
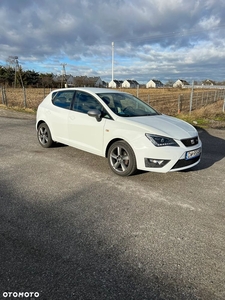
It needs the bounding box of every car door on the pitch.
[68,91,110,156]
[48,90,75,143]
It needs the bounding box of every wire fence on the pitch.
[1,86,225,115]
[0,87,51,110]
[122,88,225,115]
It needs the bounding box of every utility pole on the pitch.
[61,63,67,88]
[8,56,24,88]
[8,56,18,88]
[112,42,114,83]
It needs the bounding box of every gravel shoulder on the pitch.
[0,106,36,120]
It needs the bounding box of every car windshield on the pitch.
[97,92,160,117]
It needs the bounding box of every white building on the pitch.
[146,79,163,88]
[108,80,123,88]
[122,80,139,88]
[173,79,189,88]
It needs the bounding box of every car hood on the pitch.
[122,114,198,139]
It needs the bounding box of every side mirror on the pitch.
[88,109,102,122]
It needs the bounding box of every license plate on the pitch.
[185,147,201,160]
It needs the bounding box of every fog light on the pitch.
[145,158,170,168]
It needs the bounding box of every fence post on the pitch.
[178,95,181,114]
[23,87,27,108]
[137,85,139,98]
[214,90,217,102]
[1,87,4,104]
[223,95,225,113]
[2,87,7,106]
[201,91,204,106]
[189,81,194,114]
[5,87,7,106]
[148,94,150,105]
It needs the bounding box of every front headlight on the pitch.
[145,134,179,147]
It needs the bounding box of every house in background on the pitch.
[173,79,189,88]
[146,79,163,88]
[108,80,123,88]
[122,80,139,88]
[73,76,103,87]
[53,74,74,87]
[202,79,216,86]
[86,76,102,87]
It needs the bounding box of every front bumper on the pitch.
[134,140,202,173]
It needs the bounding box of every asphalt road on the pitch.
[0,111,225,300]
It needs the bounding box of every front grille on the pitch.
[181,136,198,147]
[171,156,201,170]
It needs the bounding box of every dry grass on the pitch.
[177,100,225,128]
[187,99,225,118]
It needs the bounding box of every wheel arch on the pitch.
[36,119,52,132]
[105,138,136,158]
[36,120,46,131]
[105,138,123,158]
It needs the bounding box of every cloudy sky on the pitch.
[0,0,225,84]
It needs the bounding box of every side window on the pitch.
[52,91,74,109]
[72,91,112,119]
[72,91,101,113]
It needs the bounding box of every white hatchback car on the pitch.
[36,87,202,176]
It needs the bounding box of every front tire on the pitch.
[108,141,137,176]
[37,123,53,148]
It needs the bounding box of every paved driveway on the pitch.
[0,111,225,299]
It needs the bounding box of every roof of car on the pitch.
[52,87,124,94]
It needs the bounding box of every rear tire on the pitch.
[108,141,137,176]
[37,123,53,148]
